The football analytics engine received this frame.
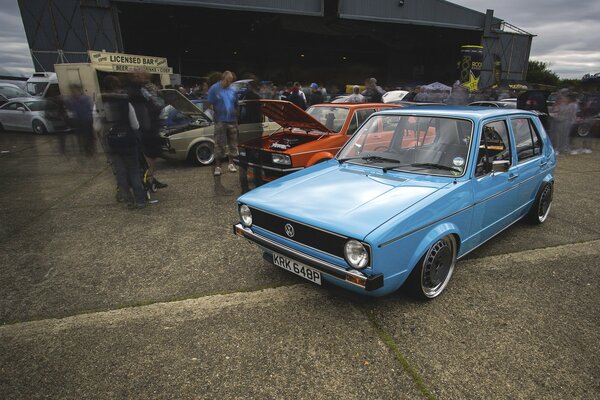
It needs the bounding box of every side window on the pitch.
[512,118,542,162]
[356,109,375,126]
[530,120,542,155]
[475,120,511,177]
[346,113,359,135]
[4,103,19,110]
[347,109,375,135]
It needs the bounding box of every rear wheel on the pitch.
[190,142,214,166]
[407,235,457,299]
[527,182,553,224]
[32,120,47,135]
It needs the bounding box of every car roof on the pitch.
[311,102,396,109]
[376,105,537,120]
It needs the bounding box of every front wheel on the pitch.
[576,123,591,137]
[527,182,553,224]
[407,235,457,299]
[32,120,47,135]
[190,142,214,166]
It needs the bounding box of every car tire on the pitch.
[407,235,457,300]
[576,123,591,137]
[527,181,553,224]
[190,142,215,166]
[32,120,47,135]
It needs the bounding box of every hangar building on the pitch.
[17,0,533,89]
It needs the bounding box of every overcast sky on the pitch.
[1,0,599,79]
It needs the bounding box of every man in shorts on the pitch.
[207,70,239,195]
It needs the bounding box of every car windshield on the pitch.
[0,86,29,99]
[337,114,473,176]
[26,82,48,96]
[24,100,56,111]
[306,106,349,133]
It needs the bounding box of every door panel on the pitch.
[470,119,520,245]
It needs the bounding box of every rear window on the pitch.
[512,118,542,162]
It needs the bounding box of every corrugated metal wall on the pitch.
[338,0,500,30]
[481,33,533,87]
[112,0,324,16]
[17,0,123,72]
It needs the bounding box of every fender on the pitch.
[405,222,462,274]
[306,151,334,167]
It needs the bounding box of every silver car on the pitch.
[0,98,70,134]
[0,83,30,106]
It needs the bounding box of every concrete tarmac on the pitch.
[0,132,598,399]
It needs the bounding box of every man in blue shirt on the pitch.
[207,71,238,195]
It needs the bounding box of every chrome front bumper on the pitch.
[233,223,383,291]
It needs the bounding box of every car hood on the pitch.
[257,100,332,133]
[159,89,211,119]
[241,163,449,240]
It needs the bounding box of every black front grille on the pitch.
[251,207,347,259]
[245,148,274,167]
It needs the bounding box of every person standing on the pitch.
[128,71,168,190]
[65,84,95,158]
[207,70,239,195]
[550,91,578,155]
[307,83,324,106]
[238,79,264,193]
[288,82,307,110]
[94,75,148,208]
[362,78,384,103]
[346,85,366,103]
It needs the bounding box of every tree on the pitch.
[526,60,560,86]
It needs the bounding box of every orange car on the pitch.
[236,100,400,183]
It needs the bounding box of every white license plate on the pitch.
[272,252,322,285]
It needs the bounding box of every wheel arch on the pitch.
[186,137,215,157]
[407,222,462,272]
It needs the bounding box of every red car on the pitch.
[236,100,400,183]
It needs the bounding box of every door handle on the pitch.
[540,160,548,167]
[508,173,519,181]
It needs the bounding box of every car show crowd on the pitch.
[1,69,597,209]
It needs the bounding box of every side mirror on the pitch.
[17,107,26,112]
[492,159,510,173]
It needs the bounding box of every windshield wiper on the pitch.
[338,155,401,164]
[410,163,462,173]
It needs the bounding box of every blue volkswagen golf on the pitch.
[233,107,556,299]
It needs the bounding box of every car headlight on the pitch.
[239,148,246,157]
[239,204,252,227]
[272,153,291,165]
[344,240,369,269]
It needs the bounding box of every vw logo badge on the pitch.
[284,223,295,238]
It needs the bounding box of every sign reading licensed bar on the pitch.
[89,51,169,69]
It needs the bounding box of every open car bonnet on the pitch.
[255,100,333,133]
[159,89,211,119]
